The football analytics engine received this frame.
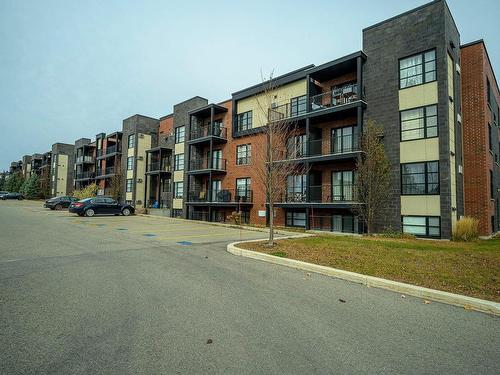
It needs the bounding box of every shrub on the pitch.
[452,217,479,242]
[20,174,40,199]
[379,226,416,239]
[73,183,98,200]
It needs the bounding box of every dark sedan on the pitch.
[69,197,134,217]
[1,192,24,200]
[44,196,78,210]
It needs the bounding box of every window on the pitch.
[236,178,251,200]
[237,111,252,132]
[175,126,185,143]
[128,134,135,148]
[402,216,440,237]
[286,211,306,227]
[332,215,359,233]
[488,124,492,151]
[126,179,133,192]
[287,135,307,158]
[287,175,307,202]
[236,144,251,165]
[491,170,494,199]
[290,95,307,116]
[401,161,439,195]
[331,126,357,153]
[127,156,134,170]
[332,171,355,201]
[174,154,184,171]
[487,78,491,105]
[400,105,438,141]
[399,49,436,89]
[174,182,184,198]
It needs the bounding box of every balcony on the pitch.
[277,184,358,207]
[188,157,227,174]
[105,144,121,155]
[188,189,253,204]
[76,155,95,164]
[96,166,117,178]
[146,160,172,174]
[282,132,360,163]
[189,125,227,144]
[75,171,95,180]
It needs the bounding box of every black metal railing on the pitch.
[189,158,227,171]
[76,171,95,180]
[280,184,357,203]
[147,160,172,172]
[105,144,121,155]
[190,125,227,140]
[310,83,358,111]
[96,166,116,176]
[190,211,210,222]
[147,199,171,209]
[76,155,94,163]
[284,133,360,160]
[188,189,253,203]
[96,149,104,157]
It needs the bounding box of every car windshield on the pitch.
[79,198,92,202]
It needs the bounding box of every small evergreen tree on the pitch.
[21,174,41,199]
[4,172,24,192]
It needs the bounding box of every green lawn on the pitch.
[240,235,500,302]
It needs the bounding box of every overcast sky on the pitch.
[1,0,499,169]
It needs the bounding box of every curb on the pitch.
[227,240,500,317]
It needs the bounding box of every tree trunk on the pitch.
[268,202,274,246]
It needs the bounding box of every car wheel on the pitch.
[122,208,131,216]
[85,209,95,217]
[77,213,84,217]
[55,204,63,210]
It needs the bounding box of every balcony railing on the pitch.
[105,144,121,155]
[190,125,227,140]
[96,166,116,176]
[147,161,172,173]
[285,133,360,160]
[76,155,95,163]
[189,158,227,171]
[146,198,171,209]
[76,171,95,180]
[188,189,253,203]
[281,184,357,203]
[310,83,358,112]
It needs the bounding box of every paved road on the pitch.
[1,200,499,374]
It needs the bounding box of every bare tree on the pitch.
[354,120,391,234]
[252,71,310,246]
[109,169,123,202]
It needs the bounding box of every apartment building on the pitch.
[29,154,43,177]
[39,151,52,197]
[9,161,22,174]
[121,115,159,208]
[144,114,174,213]
[50,143,75,197]
[95,132,122,197]
[461,40,500,235]
[74,138,96,190]
[21,155,31,179]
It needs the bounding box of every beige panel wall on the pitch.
[172,198,183,209]
[135,134,151,208]
[400,138,439,163]
[173,170,183,182]
[236,79,307,128]
[447,54,457,228]
[174,143,184,155]
[399,81,438,110]
[126,192,133,201]
[56,154,68,196]
[401,196,441,216]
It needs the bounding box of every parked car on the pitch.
[1,192,24,200]
[44,196,78,210]
[0,191,9,199]
[69,197,134,217]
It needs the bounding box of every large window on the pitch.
[287,134,307,158]
[126,179,133,192]
[127,156,134,170]
[290,95,307,117]
[332,171,355,201]
[237,111,252,132]
[399,49,436,89]
[331,126,357,153]
[175,126,185,144]
[236,177,251,200]
[401,161,439,195]
[286,211,306,227]
[402,216,440,237]
[128,134,135,148]
[287,175,307,202]
[400,105,438,141]
[332,215,359,233]
[174,182,184,198]
[236,144,251,165]
[174,154,184,171]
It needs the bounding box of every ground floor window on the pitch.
[332,215,358,233]
[286,210,306,227]
[240,210,250,224]
[402,216,440,237]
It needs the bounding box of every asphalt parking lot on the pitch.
[1,200,499,374]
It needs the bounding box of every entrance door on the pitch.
[211,180,221,202]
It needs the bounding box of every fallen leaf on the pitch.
[306,273,311,277]
[206,339,213,344]
[463,305,472,310]
[401,295,406,299]
[423,300,431,305]
[339,299,346,303]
